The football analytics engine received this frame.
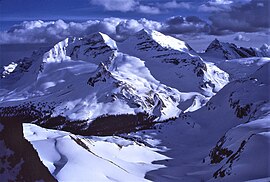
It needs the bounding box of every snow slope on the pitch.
[118,29,229,97]
[207,113,270,181]
[127,63,270,181]
[1,30,269,181]
[216,57,270,80]
[0,30,230,132]
[23,123,168,182]
[0,32,182,122]
[200,40,270,81]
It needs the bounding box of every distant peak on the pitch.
[82,32,109,41]
[133,29,190,52]
[212,38,220,44]
[135,29,166,39]
[260,43,269,50]
[206,38,226,51]
[97,32,118,50]
[136,28,152,35]
[210,38,222,46]
[92,31,110,39]
[74,32,117,50]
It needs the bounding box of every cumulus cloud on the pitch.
[138,5,161,14]
[0,18,163,44]
[234,34,250,41]
[90,0,192,14]
[161,1,191,9]
[209,0,269,34]
[90,0,137,12]
[0,16,211,44]
[198,0,251,12]
[90,0,161,14]
[209,0,233,5]
[198,0,232,12]
[0,0,268,45]
[161,16,211,34]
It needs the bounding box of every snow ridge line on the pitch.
[70,135,130,173]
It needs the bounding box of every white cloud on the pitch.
[209,0,269,34]
[0,17,268,53]
[90,0,164,14]
[138,5,161,14]
[234,34,250,41]
[116,18,162,36]
[161,16,211,34]
[0,16,213,44]
[0,18,163,44]
[162,1,191,9]
[209,0,233,5]
[257,2,264,7]
[1,1,267,45]
[90,0,193,14]
[1,16,207,44]
[198,4,224,12]
[198,0,253,12]
[90,0,137,12]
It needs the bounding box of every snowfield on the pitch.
[23,123,168,181]
[0,30,269,181]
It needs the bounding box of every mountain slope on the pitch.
[215,57,270,80]
[23,123,168,181]
[0,30,269,182]
[208,114,270,180]
[118,29,229,97]
[0,118,56,181]
[129,63,270,181]
[203,39,270,60]
[1,31,222,134]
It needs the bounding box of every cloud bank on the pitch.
[90,0,191,14]
[0,18,163,44]
[209,0,269,34]
[161,16,210,34]
[234,34,250,42]
[0,16,212,44]
[0,0,268,44]
[91,0,137,12]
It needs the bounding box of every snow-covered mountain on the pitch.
[215,57,270,80]
[126,63,270,181]
[0,30,229,133]
[0,29,269,182]
[20,62,267,182]
[203,63,270,180]
[203,39,270,60]
[119,29,229,97]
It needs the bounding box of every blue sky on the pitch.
[0,0,207,22]
[0,0,269,50]
[0,0,205,31]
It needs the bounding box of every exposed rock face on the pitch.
[0,118,56,181]
[205,39,270,59]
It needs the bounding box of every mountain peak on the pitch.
[82,32,117,50]
[131,29,190,52]
[135,28,152,35]
[206,38,224,51]
[260,43,269,51]
[212,38,220,44]
[205,39,270,59]
[60,32,117,64]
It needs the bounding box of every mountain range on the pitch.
[0,29,269,181]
